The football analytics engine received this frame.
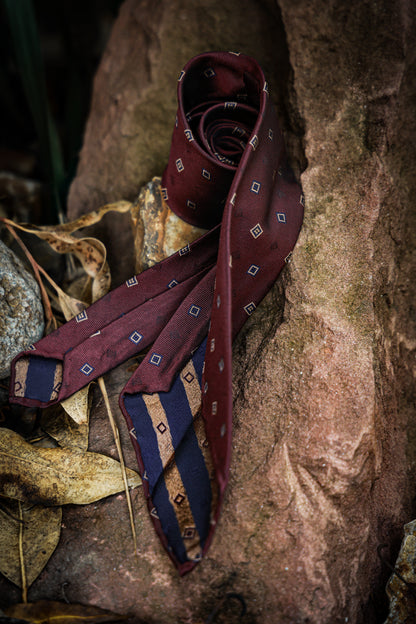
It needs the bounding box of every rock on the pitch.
[0,241,44,379]
[2,1,414,623]
[131,177,206,273]
[384,520,416,623]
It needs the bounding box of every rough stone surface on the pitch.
[131,177,206,273]
[0,241,44,379]
[2,1,416,623]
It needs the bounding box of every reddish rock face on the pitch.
[2,1,414,623]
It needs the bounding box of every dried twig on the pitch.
[1,220,56,332]
[98,377,138,557]
[18,502,28,603]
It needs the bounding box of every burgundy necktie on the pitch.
[9,52,304,574]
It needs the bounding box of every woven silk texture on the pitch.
[9,51,304,575]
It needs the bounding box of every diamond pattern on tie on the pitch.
[251,180,261,194]
[247,264,260,276]
[75,310,88,322]
[129,331,143,345]
[250,223,263,238]
[244,302,257,315]
[249,135,259,150]
[183,527,196,539]
[80,363,94,376]
[149,353,163,366]
[126,276,138,287]
[188,305,201,318]
[179,244,190,256]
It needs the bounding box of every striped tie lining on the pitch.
[122,338,217,564]
[14,356,62,403]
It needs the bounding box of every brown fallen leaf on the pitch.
[0,428,141,506]
[1,201,131,303]
[0,500,61,589]
[4,600,129,623]
[40,405,87,452]
[41,384,92,452]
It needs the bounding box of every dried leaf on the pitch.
[1,201,132,303]
[4,600,129,623]
[40,384,91,451]
[61,384,91,427]
[0,428,141,506]
[0,500,61,588]
[56,288,86,322]
[40,385,91,451]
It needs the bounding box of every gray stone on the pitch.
[0,241,44,379]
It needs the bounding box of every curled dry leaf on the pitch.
[47,283,86,322]
[4,601,129,623]
[0,500,61,589]
[1,201,131,303]
[40,384,92,452]
[0,428,141,506]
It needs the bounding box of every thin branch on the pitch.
[98,377,138,558]
[1,220,55,330]
[18,502,28,603]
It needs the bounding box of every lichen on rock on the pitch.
[0,240,44,379]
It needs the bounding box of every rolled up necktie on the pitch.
[9,51,304,574]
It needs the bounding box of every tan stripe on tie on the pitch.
[14,358,29,398]
[142,390,202,560]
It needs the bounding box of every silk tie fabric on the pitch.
[9,51,304,575]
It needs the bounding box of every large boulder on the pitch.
[1,1,414,623]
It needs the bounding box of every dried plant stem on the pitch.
[18,502,28,603]
[98,377,138,557]
[2,221,54,329]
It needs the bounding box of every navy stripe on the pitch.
[174,425,212,546]
[124,393,188,562]
[159,377,211,546]
[159,374,194,447]
[192,337,206,385]
[152,477,188,564]
[25,357,59,402]
[123,393,163,493]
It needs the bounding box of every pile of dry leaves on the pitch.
[0,201,142,623]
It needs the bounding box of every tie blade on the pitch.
[122,268,215,396]
[12,355,63,405]
[121,340,219,571]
